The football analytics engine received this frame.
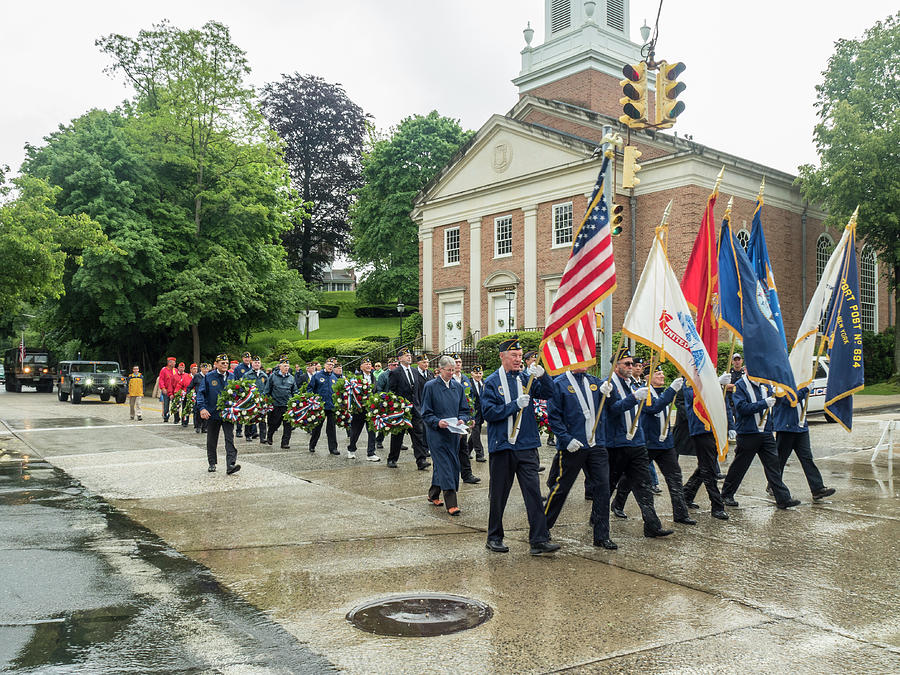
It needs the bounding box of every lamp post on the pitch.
[397,301,405,340]
[504,289,515,332]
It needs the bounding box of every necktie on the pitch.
[406,367,414,388]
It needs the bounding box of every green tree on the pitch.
[350,111,473,304]
[0,171,108,338]
[798,11,900,377]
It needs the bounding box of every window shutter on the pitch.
[606,0,625,32]
[550,0,571,34]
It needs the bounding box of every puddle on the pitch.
[2,417,114,431]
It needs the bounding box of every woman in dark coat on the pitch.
[420,355,471,515]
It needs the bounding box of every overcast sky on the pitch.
[1,1,895,177]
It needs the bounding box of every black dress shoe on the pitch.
[309,447,316,453]
[485,539,509,553]
[715,472,725,480]
[476,456,486,463]
[612,506,627,519]
[387,460,398,468]
[329,449,340,455]
[529,541,561,555]
[687,501,700,509]
[777,498,801,509]
[722,496,739,507]
[651,485,662,495]
[462,475,481,484]
[712,510,729,520]
[812,487,836,500]
[208,464,216,472]
[538,466,545,472]
[376,443,384,449]
[584,494,593,501]
[594,539,618,550]
[644,528,674,538]
[401,445,408,450]
[674,517,697,525]
[281,444,291,449]
[226,464,241,475]
[236,430,243,437]
[418,461,431,470]
[195,428,201,434]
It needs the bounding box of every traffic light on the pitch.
[619,62,648,129]
[655,61,686,128]
[610,202,624,236]
[623,145,642,188]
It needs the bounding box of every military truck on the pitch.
[57,361,127,404]
[3,347,55,392]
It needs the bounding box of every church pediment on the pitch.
[416,116,594,206]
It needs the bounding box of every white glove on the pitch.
[633,387,648,400]
[527,364,545,378]
[765,396,776,408]
[599,380,613,396]
[516,394,531,409]
[718,373,732,386]
[670,377,684,391]
[566,438,583,452]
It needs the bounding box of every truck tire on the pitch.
[115,391,127,405]
[71,387,82,404]
[4,380,13,392]
[100,392,111,402]
[58,386,69,402]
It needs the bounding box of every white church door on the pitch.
[442,301,463,348]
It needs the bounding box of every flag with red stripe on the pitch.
[540,157,616,374]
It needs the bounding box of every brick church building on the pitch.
[412,0,893,353]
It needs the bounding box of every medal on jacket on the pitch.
[212,380,218,386]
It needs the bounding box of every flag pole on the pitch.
[627,352,657,439]
[512,354,539,439]
[593,332,623,434]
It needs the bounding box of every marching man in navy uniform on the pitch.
[721,371,800,509]
[611,366,695,526]
[681,384,729,520]
[605,348,673,538]
[264,358,297,448]
[467,365,486,462]
[420,355,471,516]
[546,365,617,550]
[481,337,560,555]
[772,387,835,501]
[347,358,380,461]
[197,353,240,475]
[452,354,480,485]
[242,356,268,443]
[308,357,339,455]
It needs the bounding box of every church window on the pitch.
[553,202,573,247]
[860,245,877,332]
[494,215,513,257]
[736,228,750,252]
[815,233,834,283]
[444,227,460,265]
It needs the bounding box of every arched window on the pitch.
[860,246,877,332]
[735,228,750,252]
[816,233,834,282]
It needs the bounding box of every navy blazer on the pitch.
[196,369,234,420]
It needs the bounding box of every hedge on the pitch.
[354,304,419,318]
[400,312,423,344]
[316,304,340,319]
[475,332,543,372]
[862,326,895,382]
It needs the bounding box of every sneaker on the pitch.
[347,451,357,459]
[366,454,381,462]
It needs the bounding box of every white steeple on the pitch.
[514,0,645,95]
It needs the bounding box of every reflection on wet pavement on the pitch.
[0,444,334,673]
[2,417,114,431]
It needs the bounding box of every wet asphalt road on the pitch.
[1,388,899,673]
[0,427,334,673]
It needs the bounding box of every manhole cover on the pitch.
[347,593,492,637]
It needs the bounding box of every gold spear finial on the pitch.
[713,166,725,195]
[724,196,734,219]
[849,205,859,227]
[758,176,766,201]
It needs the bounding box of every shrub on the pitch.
[862,326,895,383]
[401,312,423,344]
[316,304,340,319]
[289,339,384,365]
[476,332,542,372]
[360,335,392,343]
[354,304,419,318]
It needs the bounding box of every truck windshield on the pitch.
[24,354,48,364]
[95,363,120,373]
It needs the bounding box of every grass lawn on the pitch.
[242,315,400,357]
[860,380,900,395]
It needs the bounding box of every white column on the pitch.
[421,230,433,350]
[468,217,482,337]
[523,205,538,328]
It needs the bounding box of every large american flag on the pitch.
[540,156,617,374]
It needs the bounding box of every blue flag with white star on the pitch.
[746,197,787,347]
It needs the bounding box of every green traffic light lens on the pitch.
[611,225,623,236]
[668,101,686,119]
